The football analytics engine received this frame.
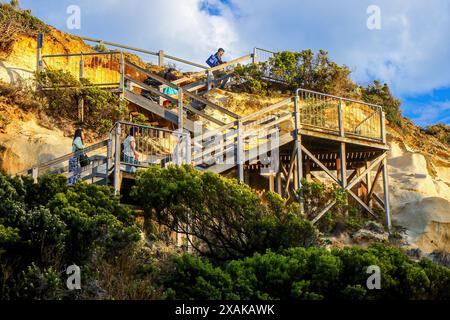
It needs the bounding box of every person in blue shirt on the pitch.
[72,128,84,153]
[206,48,225,68]
[162,68,179,108]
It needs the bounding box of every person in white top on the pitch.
[123,127,140,172]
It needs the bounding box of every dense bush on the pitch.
[361,80,403,128]
[425,123,450,146]
[35,70,124,134]
[0,172,141,299]
[132,165,320,261]
[233,50,357,97]
[163,245,450,300]
[232,50,404,128]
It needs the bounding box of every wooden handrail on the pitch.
[240,97,294,122]
[206,54,253,73]
[37,140,109,170]
[80,36,209,69]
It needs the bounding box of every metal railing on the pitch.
[41,51,123,88]
[17,122,191,193]
[81,36,209,70]
[110,121,191,169]
[253,47,277,64]
[16,139,110,183]
[296,89,385,142]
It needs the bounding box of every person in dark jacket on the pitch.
[206,48,229,89]
[206,48,225,68]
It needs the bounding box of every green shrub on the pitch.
[162,254,237,300]
[361,80,403,128]
[47,183,141,264]
[11,263,63,300]
[164,245,450,300]
[132,165,320,261]
[0,172,141,299]
[35,70,123,135]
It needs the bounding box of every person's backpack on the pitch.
[73,141,91,168]
[79,153,91,168]
[206,54,219,68]
[144,77,162,87]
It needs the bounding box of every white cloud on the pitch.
[69,0,240,70]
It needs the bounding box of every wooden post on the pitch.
[237,120,244,182]
[365,161,371,205]
[32,167,39,183]
[381,111,387,144]
[252,48,257,64]
[294,96,303,190]
[158,50,165,67]
[340,142,348,216]
[294,95,304,213]
[119,51,125,94]
[207,71,213,91]
[382,156,391,230]
[276,170,282,195]
[338,99,345,137]
[79,53,84,80]
[36,33,44,73]
[269,173,275,192]
[339,143,347,188]
[106,132,113,186]
[113,123,121,195]
[185,132,191,165]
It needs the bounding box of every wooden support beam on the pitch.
[312,200,337,225]
[348,190,377,218]
[366,161,372,205]
[276,171,282,195]
[269,174,275,192]
[340,142,347,188]
[347,170,358,186]
[284,147,298,195]
[346,153,386,191]
[361,181,384,209]
[382,157,392,230]
[300,145,340,185]
[367,162,384,203]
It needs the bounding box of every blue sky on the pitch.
[15,0,450,126]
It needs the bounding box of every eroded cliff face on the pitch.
[0,102,72,174]
[385,135,450,253]
[0,27,95,85]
